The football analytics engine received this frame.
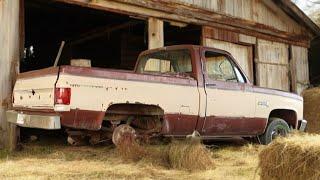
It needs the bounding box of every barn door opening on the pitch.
[164,21,201,46]
[23,0,147,73]
[21,0,150,143]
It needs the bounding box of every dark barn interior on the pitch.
[309,36,320,86]
[23,0,147,72]
[23,0,201,72]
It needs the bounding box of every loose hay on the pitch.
[259,133,320,180]
[116,135,148,162]
[166,138,215,171]
[302,87,320,133]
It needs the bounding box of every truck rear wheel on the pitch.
[112,124,137,147]
[259,117,290,145]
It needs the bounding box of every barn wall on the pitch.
[0,0,21,148]
[56,0,310,47]
[291,46,309,94]
[202,25,310,93]
[175,0,307,36]
[255,39,290,91]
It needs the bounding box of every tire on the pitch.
[259,117,290,145]
[112,124,136,147]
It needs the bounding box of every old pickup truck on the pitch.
[7,45,307,145]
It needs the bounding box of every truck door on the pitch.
[200,49,263,136]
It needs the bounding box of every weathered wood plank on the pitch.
[256,39,290,91]
[239,34,256,45]
[145,17,164,71]
[54,0,310,47]
[290,45,309,94]
[175,0,309,37]
[0,0,21,150]
[148,17,164,49]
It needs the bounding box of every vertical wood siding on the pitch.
[256,39,290,91]
[174,0,306,35]
[0,0,21,147]
[291,46,309,94]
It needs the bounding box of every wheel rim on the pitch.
[112,124,136,147]
[271,125,287,140]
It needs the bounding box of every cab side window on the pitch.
[205,52,238,83]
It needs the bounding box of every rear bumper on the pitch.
[298,119,307,132]
[6,110,61,130]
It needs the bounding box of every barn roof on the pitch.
[276,0,320,36]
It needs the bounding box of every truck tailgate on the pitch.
[13,67,59,109]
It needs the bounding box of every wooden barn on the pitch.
[0,0,319,149]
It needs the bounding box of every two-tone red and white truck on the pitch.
[7,45,307,145]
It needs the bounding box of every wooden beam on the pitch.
[54,0,310,47]
[70,21,143,45]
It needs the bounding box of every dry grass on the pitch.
[259,133,320,180]
[302,87,320,133]
[0,138,262,180]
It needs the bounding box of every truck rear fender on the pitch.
[104,103,165,131]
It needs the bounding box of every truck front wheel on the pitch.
[259,117,290,145]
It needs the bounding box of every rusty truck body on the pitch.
[7,45,307,145]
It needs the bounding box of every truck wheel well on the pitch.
[105,103,164,117]
[269,109,297,128]
[104,103,164,134]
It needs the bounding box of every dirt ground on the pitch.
[0,136,262,180]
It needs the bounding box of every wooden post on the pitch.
[148,17,164,49]
[146,17,164,71]
[7,124,20,151]
[0,0,22,150]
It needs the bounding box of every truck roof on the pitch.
[139,44,233,57]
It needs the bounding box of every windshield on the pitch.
[136,49,192,77]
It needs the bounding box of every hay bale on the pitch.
[166,139,214,171]
[259,134,320,180]
[302,87,320,133]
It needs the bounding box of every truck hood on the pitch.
[253,86,303,101]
